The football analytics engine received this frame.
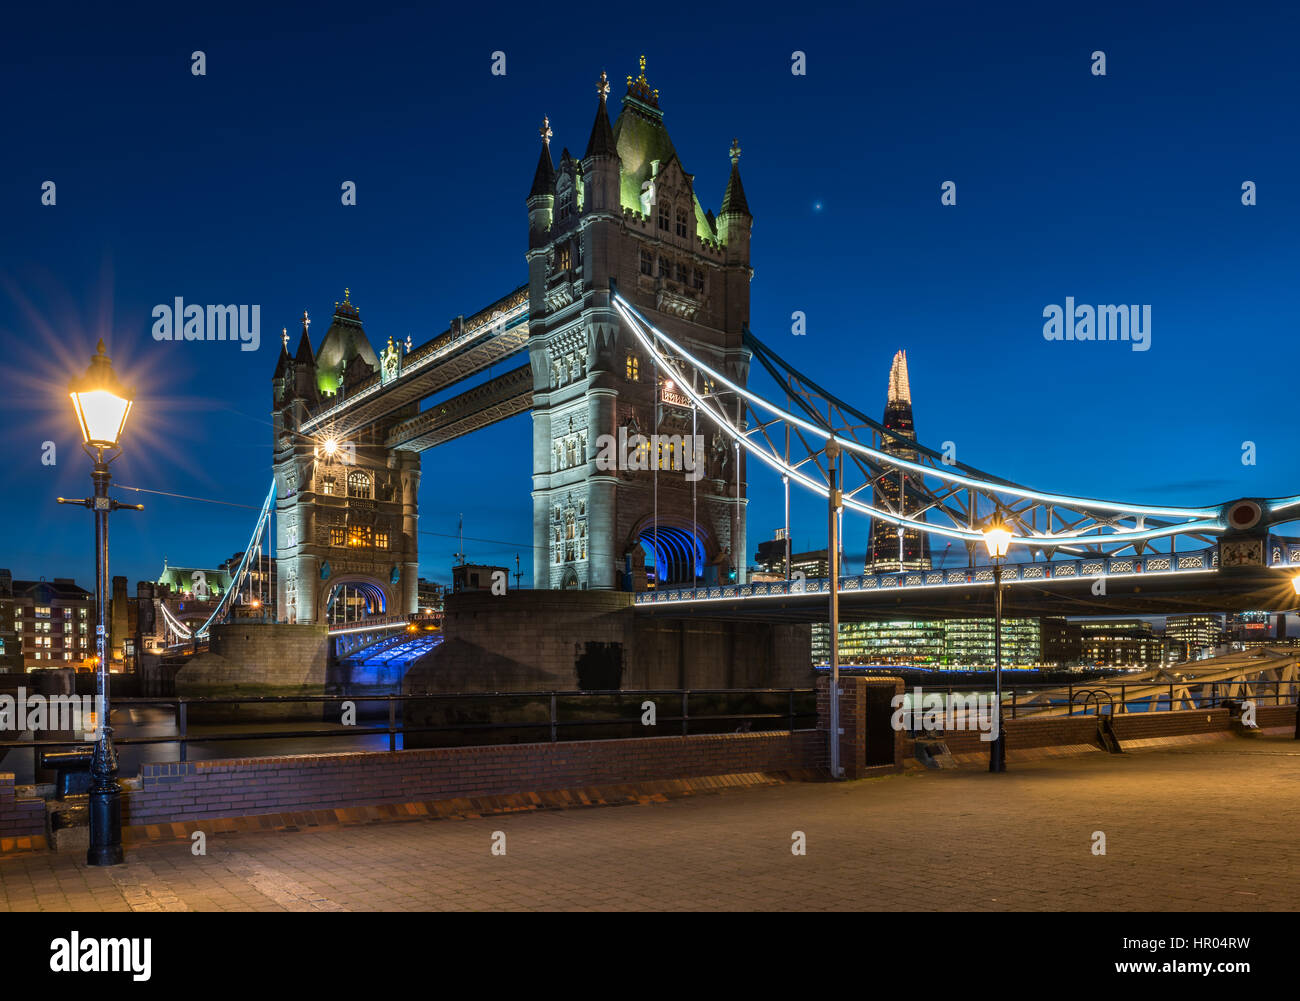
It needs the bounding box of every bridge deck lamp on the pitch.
[59,339,141,867]
[982,518,1012,773]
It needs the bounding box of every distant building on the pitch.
[0,570,95,670]
[866,351,930,573]
[417,578,446,615]
[157,561,232,603]
[1039,616,1080,667]
[217,551,278,611]
[942,617,1041,669]
[1165,613,1224,660]
[1078,619,1167,669]
[452,564,509,593]
[812,619,945,667]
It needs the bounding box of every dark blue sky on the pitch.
[1,1,1297,590]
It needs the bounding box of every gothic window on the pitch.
[657,200,670,231]
[675,207,688,238]
[658,256,670,278]
[554,527,562,564]
[347,470,372,499]
[675,261,688,284]
[557,244,572,271]
[565,437,577,468]
[320,476,336,495]
[347,525,373,548]
[553,443,562,471]
[640,249,653,276]
[376,530,389,549]
[329,526,346,547]
[569,352,581,380]
[693,268,705,290]
[626,355,639,382]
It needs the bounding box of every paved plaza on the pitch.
[1,737,1297,911]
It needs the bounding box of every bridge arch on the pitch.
[318,574,392,625]
[628,515,711,588]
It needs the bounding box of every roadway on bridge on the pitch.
[635,564,1300,620]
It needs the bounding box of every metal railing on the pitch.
[891,678,1299,735]
[0,688,818,773]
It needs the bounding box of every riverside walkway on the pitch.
[0,735,1295,911]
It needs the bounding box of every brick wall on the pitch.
[815,676,905,778]
[0,775,43,838]
[123,729,828,827]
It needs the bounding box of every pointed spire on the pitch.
[720,138,751,217]
[273,325,292,379]
[584,71,617,159]
[887,350,911,405]
[294,309,314,365]
[529,116,556,199]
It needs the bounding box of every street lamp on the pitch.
[982,517,1012,773]
[59,339,141,866]
[825,438,843,779]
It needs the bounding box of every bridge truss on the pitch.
[611,289,1300,563]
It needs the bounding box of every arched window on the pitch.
[347,471,372,499]
[626,355,639,382]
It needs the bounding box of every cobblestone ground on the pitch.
[2,738,1297,911]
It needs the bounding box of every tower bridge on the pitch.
[166,55,1300,641]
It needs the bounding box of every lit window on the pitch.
[626,355,639,382]
[347,526,373,548]
[35,606,50,619]
[557,245,571,271]
[330,526,346,547]
[376,531,389,549]
[321,476,335,495]
[347,471,372,499]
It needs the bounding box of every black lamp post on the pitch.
[58,339,140,866]
[982,517,1012,773]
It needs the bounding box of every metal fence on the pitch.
[0,688,819,773]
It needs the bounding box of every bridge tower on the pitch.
[527,59,752,590]
[271,296,421,624]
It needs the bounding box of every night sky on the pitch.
[2,1,1297,591]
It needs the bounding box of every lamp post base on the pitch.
[87,783,124,866]
[988,731,1007,773]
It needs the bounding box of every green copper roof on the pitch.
[613,96,678,213]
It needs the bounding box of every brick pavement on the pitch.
[1,736,1297,911]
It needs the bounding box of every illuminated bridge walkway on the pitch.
[633,541,1300,620]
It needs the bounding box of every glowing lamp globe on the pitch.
[70,340,133,449]
[983,520,1012,560]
